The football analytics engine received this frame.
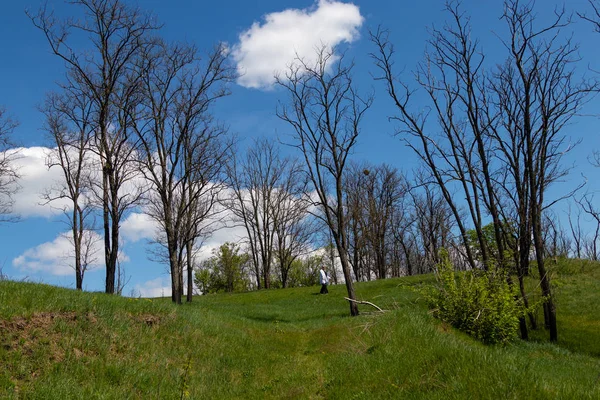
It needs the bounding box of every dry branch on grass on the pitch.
[344,297,386,312]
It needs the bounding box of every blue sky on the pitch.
[1,0,599,296]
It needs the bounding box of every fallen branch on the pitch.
[344,297,386,312]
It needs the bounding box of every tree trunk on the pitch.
[106,184,121,295]
[73,207,83,290]
[339,249,359,316]
[532,204,557,341]
[186,241,194,302]
[103,167,115,294]
[376,248,386,279]
[263,260,271,289]
[170,250,182,304]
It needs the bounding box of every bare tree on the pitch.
[410,183,455,273]
[0,106,19,220]
[115,257,131,295]
[542,212,571,259]
[579,0,600,32]
[276,48,372,316]
[224,142,258,290]
[373,0,595,342]
[344,162,407,280]
[182,179,228,303]
[132,41,234,304]
[567,202,584,259]
[579,1,600,261]
[371,9,490,272]
[29,0,159,294]
[579,195,600,261]
[227,139,278,289]
[344,161,369,281]
[41,89,96,290]
[272,159,314,288]
[323,238,340,285]
[364,164,406,279]
[226,138,310,289]
[391,215,419,276]
[493,0,595,341]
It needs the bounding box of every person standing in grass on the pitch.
[319,265,329,294]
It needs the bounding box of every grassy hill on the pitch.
[1,260,599,399]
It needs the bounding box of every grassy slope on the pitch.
[528,258,600,357]
[0,262,599,399]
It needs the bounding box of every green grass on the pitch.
[527,258,600,357]
[1,261,599,399]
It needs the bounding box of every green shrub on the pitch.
[426,249,523,344]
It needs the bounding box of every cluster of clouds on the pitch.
[232,0,363,89]
[9,147,71,218]
[12,230,105,276]
[7,147,147,274]
[6,145,248,296]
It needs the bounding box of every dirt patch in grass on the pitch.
[0,312,101,393]
[0,311,167,356]
[131,313,162,327]
[0,312,95,361]
[436,321,452,333]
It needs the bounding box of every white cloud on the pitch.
[7,147,72,218]
[133,277,171,298]
[6,146,149,219]
[12,230,105,276]
[193,223,248,262]
[121,212,159,243]
[232,0,364,89]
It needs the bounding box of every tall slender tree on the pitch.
[226,138,308,289]
[493,0,595,341]
[132,41,234,304]
[41,89,96,290]
[276,48,372,316]
[372,0,595,341]
[29,0,158,293]
[0,106,18,221]
[272,158,313,288]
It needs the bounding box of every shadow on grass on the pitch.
[243,310,349,325]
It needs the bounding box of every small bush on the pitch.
[426,249,523,344]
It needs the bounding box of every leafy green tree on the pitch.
[466,221,517,264]
[427,250,526,345]
[194,243,250,294]
[286,255,322,288]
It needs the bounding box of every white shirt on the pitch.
[319,269,329,285]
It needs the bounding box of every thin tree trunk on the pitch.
[532,211,557,341]
[103,167,115,294]
[186,241,194,303]
[73,220,83,290]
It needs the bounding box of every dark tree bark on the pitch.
[567,202,584,259]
